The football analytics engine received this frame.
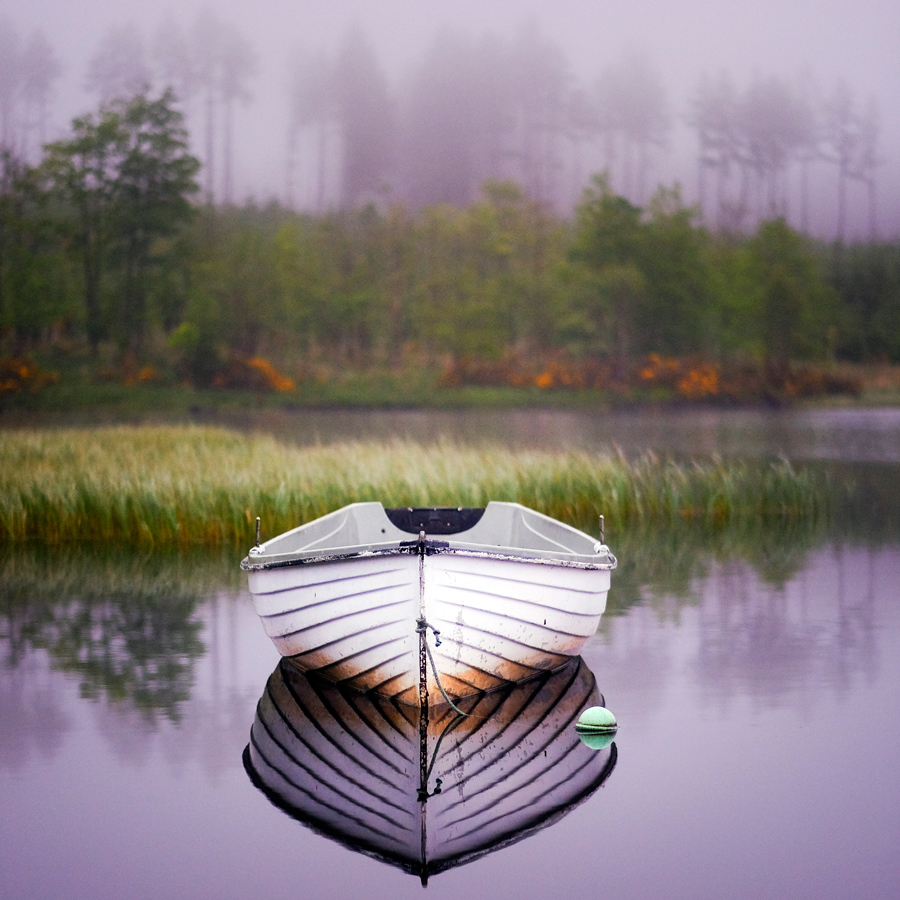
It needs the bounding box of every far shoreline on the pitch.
[2,375,899,430]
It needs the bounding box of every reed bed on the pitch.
[0,426,828,547]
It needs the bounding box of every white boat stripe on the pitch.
[273,598,412,639]
[438,693,587,798]
[286,618,410,659]
[433,588,602,618]
[432,602,593,638]
[315,645,411,680]
[252,565,411,596]
[444,749,591,839]
[258,581,414,619]
[431,560,604,590]
[436,667,584,782]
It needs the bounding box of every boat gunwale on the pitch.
[241,542,617,573]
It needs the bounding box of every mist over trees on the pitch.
[277,24,885,241]
[0,19,62,161]
[85,22,152,104]
[0,11,898,398]
[2,95,898,380]
[284,30,672,216]
[80,12,256,207]
[689,72,881,241]
[0,13,888,240]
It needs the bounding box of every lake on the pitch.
[2,408,899,899]
[233,404,900,461]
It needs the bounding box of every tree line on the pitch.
[0,90,898,392]
[0,14,887,240]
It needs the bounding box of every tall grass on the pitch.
[0,426,829,547]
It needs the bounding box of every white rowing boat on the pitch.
[241,502,616,707]
[243,656,617,884]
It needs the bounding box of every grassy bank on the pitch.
[3,357,900,427]
[0,426,828,547]
[0,351,640,425]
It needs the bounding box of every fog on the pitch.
[2,0,898,238]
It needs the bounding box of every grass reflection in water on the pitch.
[605,514,830,622]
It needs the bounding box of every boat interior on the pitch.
[248,501,610,563]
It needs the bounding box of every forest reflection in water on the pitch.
[1,504,899,899]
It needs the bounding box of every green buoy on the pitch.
[577,730,616,751]
[575,706,617,750]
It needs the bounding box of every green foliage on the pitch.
[702,235,762,357]
[189,206,282,358]
[747,218,839,373]
[166,320,218,387]
[571,176,713,369]
[829,242,900,361]
[0,89,898,377]
[640,187,713,354]
[43,89,200,355]
[405,182,566,360]
[570,176,646,370]
[0,152,77,345]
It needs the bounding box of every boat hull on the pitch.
[247,547,611,706]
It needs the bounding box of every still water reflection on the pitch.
[231,406,900,462]
[245,657,615,886]
[2,523,899,899]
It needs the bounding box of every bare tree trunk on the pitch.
[696,152,706,224]
[285,123,296,209]
[571,137,584,210]
[799,158,810,233]
[317,123,327,213]
[602,131,616,190]
[638,140,648,206]
[37,95,47,151]
[779,168,789,221]
[83,231,102,354]
[204,83,215,205]
[223,97,232,205]
[725,164,751,232]
[867,176,877,241]
[622,137,633,201]
[836,167,847,242]
[716,162,727,230]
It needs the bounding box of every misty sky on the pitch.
[3,0,898,236]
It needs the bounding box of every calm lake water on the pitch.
[2,408,900,899]
[238,404,900,461]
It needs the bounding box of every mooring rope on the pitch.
[416,618,470,717]
[417,710,466,802]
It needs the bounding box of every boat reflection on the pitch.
[243,656,617,884]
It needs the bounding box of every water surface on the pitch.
[2,409,899,899]
[231,405,900,461]
[2,526,898,899]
